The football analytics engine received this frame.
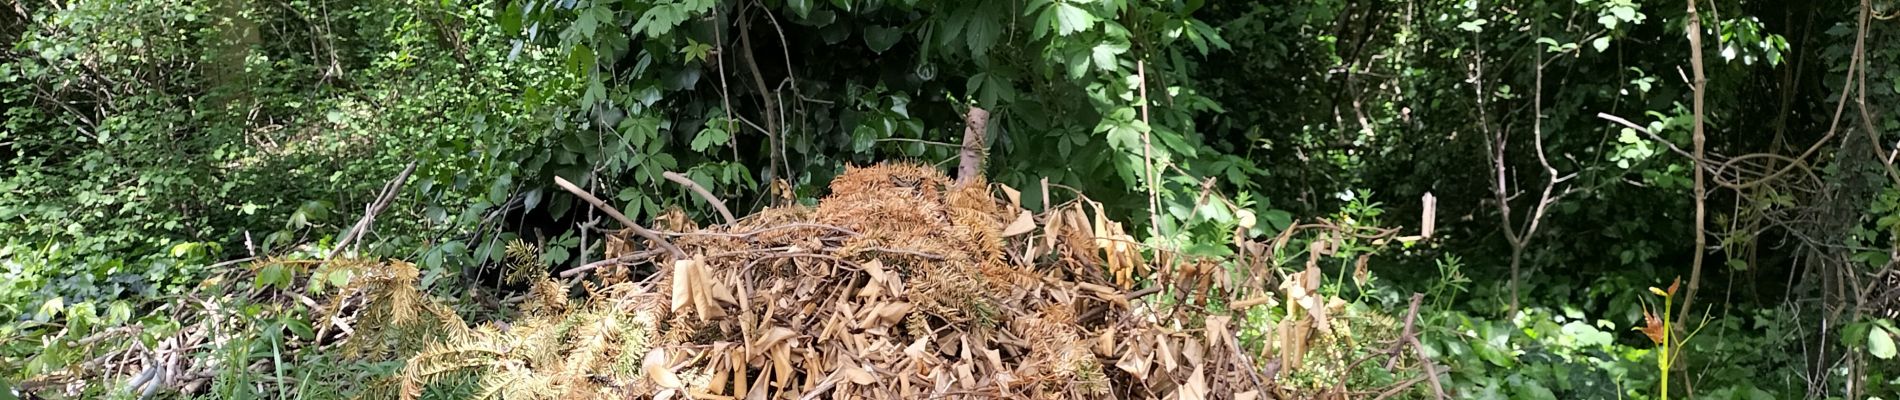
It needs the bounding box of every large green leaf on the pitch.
[1052,3,1094,36]
[1871,327,1897,359]
[863,25,903,53]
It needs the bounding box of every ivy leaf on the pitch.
[1871,328,1897,359]
[1053,3,1094,36]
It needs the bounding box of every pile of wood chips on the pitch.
[593,163,1275,400]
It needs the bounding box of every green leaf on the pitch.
[1458,18,1486,32]
[863,25,903,53]
[1091,40,1128,72]
[965,11,1001,55]
[691,126,730,152]
[1871,328,1897,359]
[1261,209,1292,231]
[500,1,524,34]
[1052,3,1094,36]
[1610,6,1637,22]
[1031,6,1056,39]
[789,0,812,19]
[36,297,64,321]
[575,8,599,38]
[1592,37,1611,52]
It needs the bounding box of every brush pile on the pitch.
[358,163,1280,400]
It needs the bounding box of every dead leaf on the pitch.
[1352,254,1370,285]
[671,260,694,314]
[1157,335,1179,373]
[1182,337,1205,367]
[857,260,887,298]
[1003,210,1036,237]
[841,365,876,385]
[645,349,684,389]
[753,327,799,358]
[998,183,1022,209]
[1115,344,1151,379]
[1177,364,1208,400]
[1236,390,1261,400]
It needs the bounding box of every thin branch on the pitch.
[1137,61,1164,248]
[737,9,784,183]
[877,138,962,148]
[558,250,663,278]
[552,176,685,259]
[662,171,737,225]
[323,161,417,265]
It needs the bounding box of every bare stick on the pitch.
[552,176,685,259]
[558,250,663,278]
[323,161,417,265]
[956,106,991,185]
[1137,61,1163,247]
[662,171,736,225]
[1402,293,1447,399]
[1677,0,1709,331]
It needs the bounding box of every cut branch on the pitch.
[956,106,990,185]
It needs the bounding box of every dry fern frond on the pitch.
[504,239,545,285]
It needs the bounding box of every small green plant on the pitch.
[1428,253,1471,311]
[1637,277,1706,400]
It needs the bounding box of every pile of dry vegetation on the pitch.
[324,162,1429,400]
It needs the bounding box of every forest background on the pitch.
[3,0,1899,398]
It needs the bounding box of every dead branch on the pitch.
[323,161,418,265]
[662,171,737,225]
[558,250,666,278]
[552,176,686,259]
[1403,293,1448,399]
